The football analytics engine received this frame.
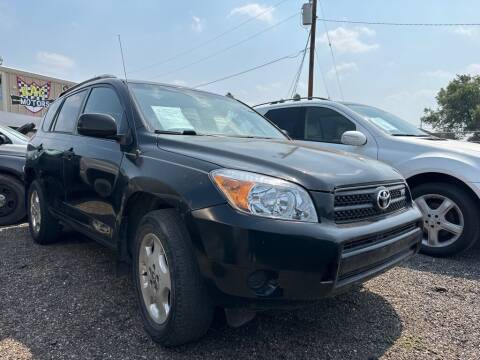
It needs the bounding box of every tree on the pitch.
[422,74,480,140]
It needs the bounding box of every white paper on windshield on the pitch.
[151,106,194,130]
[368,117,399,132]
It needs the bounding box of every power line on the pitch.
[316,18,480,27]
[153,12,300,80]
[290,31,310,97]
[314,47,330,99]
[130,0,294,74]
[318,1,343,100]
[194,49,306,88]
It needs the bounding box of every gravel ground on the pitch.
[0,224,479,360]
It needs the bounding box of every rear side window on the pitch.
[305,107,356,143]
[53,90,88,133]
[264,107,305,139]
[42,100,62,131]
[83,87,126,133]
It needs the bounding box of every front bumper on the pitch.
[190,204,422,305]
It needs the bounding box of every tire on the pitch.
[412,182,479,257]
[132,209,213,346]
[0,174,26,226]
[27,180,62,244]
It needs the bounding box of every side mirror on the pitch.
[77,113,117,139]
[341,131,367,146]
[0,134,9,145]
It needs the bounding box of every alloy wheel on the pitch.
[30,190,42,234]
[415,194,464,248]
[138,233,172,324]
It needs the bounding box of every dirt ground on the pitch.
[1,224,479,359]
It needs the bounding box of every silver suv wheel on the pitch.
[138,233,171,324]
[30,190,42,235]
[415,194,464,248]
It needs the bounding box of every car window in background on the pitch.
[130,83,286,139]
[0,124,28,144]
[42,99,62,131]
[305,107,356,143]
[53,90,88,133]
[347,104,427,136]
[264,107,306,139]
[84,87,127,133]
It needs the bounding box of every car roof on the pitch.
[253,98,370,111]
[59,75,230,101]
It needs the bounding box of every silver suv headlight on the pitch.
[210,169,318,222]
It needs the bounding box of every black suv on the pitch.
[25,76,422,346]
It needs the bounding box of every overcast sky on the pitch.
[1,0,479,124]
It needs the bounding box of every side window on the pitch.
[53,90,88,133]
[264,107,305,139]
[42,99,62,131]
[83,87,126,133]
[305,107,356,144]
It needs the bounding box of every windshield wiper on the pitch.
[154,129,198,135]
[392,134,430,137]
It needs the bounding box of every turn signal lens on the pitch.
[211,169,318,223]
[212,175,254,212]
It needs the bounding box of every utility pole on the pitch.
[307,0,317,98]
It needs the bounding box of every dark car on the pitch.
[0,124,27,225]
[25,76,422,346]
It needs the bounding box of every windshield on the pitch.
[129,83,285,139]
[0,125,28,144]
[347,104,428,136]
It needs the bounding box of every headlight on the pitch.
[210,169,318,222]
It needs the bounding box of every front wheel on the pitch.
[412,182,479,257]
[0,174,25,226]
[132,209,213,346]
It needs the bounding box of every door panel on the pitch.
[62,86,127,246]
[63,135,123,244]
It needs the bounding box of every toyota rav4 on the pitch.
[25,76,422,346]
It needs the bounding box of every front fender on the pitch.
[396,152,479,183]
[119,151,226,218]
[0,155,25,181]
[395,153,480,198]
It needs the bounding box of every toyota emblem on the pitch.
[376,187,391,210]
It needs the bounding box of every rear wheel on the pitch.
[27,180,62,244]
[412,182,479,256]
[0,174,25,226]
[132,209,213,346]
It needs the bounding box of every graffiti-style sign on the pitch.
[11,77,52,113]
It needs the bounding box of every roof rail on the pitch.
[252,96,330,108]
[59,74,117,97]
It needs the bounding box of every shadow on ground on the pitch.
[400,239,480,281]
[0,227,401,359]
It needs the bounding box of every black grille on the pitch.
[343,222,419,253]
[334,182,409,223]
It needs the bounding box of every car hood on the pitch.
[157,136,402,192]
[0,144,27,158]
[395,136,480,156]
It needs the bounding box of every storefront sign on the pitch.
[10,77,52,113]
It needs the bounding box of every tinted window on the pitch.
[84,87,124,124]
[305,107,355,143]
[54,90,88,133]
[264,107,305,139]
[42,100,62,131]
